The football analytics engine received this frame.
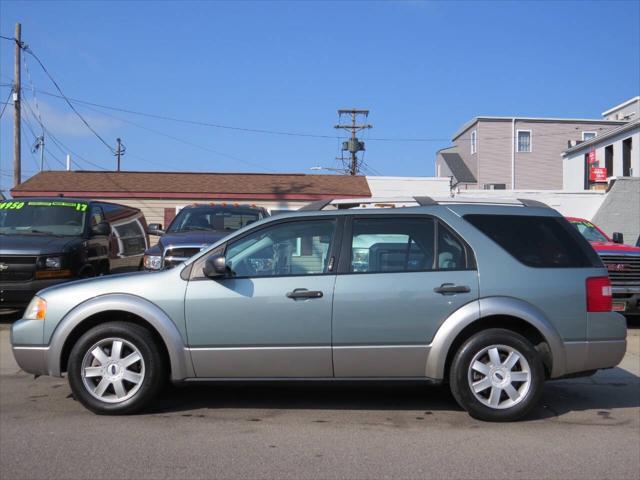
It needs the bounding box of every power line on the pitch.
[21,43,116,154]
[75,100,276,172]
[0,88,12,119]
[35,87,341,139]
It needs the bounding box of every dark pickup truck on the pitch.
[0,198,148,314]
[143,203,268,270]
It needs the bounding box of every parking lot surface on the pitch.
[1,322,639,480]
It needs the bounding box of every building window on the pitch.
[471,130,477,154]
[582,131,597,141]
[517,130,532,152]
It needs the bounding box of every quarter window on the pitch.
[517,130,531,152]
[437,222,467,270]
[350,218,435,273]
[582,131,597,141]
[225,219,336,277]
[464,214,602,268]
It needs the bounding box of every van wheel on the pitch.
[67,322,166,415]
[449,328,544,422]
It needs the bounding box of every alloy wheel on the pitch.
[467,344,532,410]
[81,337,146,403]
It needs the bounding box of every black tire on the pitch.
[449,328,544,422]
[67,321,166,415]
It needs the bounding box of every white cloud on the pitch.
[28,99,121,137]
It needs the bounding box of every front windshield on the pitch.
[167,207,262,233]
[0,200,87,236]
[570,220,609,243]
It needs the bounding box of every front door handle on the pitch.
[433,283,471,295]
[286,288,323,300]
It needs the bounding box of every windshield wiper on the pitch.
[182,226,213,232]
[27,229,66,237]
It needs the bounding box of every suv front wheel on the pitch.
[449,328,544,422]
[67,321,166,414]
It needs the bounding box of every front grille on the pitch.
[163,247,203,268]
[0,256,37,282]
[600,254,640,285]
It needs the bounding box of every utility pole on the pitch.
[334,109,372,175]
[13,22,21,188]
[115,137,126,171]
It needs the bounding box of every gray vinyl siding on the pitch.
[451,123,479,179]
[451,119,624,190]
[477,120,513,189]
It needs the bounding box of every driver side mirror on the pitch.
[203,254,230,278]
[612,232,624,244]
[91,221,110,236]
[148,223,164,236]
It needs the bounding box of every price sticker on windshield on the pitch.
[0,201,25,210]
[0,201,88,211]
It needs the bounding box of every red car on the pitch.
[568,217,640,317]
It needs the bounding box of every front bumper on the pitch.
[12,345,49,376]
[10,318,49,376]
[612,286,640,315]
[0,278,72,313]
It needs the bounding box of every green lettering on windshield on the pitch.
[0,201,25,210]
[0,201,88,212]
[21,201,88,211]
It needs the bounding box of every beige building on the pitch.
[10,171,372,228]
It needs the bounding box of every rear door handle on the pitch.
[433,283,471,295]
[286,288,324,300]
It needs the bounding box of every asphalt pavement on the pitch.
[1,321,639,480]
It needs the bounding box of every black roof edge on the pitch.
[299,199,333,211]
[517,198,550,208]
[413,196,437,206]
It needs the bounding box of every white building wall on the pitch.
[366,176,451,197]
[563,127,640,190]
[453,189,606,219]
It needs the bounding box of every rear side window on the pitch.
[351,218,435,273]
[465,214,602,268]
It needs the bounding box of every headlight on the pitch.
[24,296,47,320]
[45,256,61,269]
[143,255,162,270]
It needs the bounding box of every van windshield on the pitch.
[0,200,87,236]
[167,206,263,233]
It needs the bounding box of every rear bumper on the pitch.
[561,311,627,377]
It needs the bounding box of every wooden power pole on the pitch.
[334,109,372,175]
[13,22,21,188]
[115,137,126,171]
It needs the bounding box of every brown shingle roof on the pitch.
[11,171,371,200]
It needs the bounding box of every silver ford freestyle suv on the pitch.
[11,197,627,421]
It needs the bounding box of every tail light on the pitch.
[586,276,612,312]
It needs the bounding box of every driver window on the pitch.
[225,219,336,277]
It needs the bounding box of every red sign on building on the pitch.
[588,149,597,164]
[590,167,607,182]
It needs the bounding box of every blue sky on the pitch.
[1,0,639,190]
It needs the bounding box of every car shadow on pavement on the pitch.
[151,381,464,414]
[147,366,639,421]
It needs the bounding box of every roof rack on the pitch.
[298,196,550,211]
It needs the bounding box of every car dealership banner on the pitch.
[589,167,607,182]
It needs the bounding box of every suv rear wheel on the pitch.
[449,328,544,422]
[67,321,166,415]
